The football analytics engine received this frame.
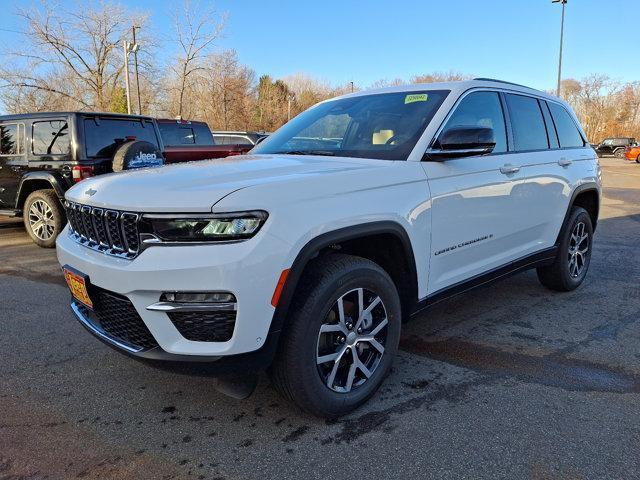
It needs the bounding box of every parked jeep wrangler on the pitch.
[594,137,636,158]
[0,112,166,247]
[57,79,601,417]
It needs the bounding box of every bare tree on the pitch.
[195,49,256,130]
[169,0,226,119]
[411,71,472,84]
[0,0,151,112]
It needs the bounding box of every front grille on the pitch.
[168,311,236,342]
[78,287,158,351]
[65,202,140,258]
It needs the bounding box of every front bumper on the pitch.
[56,226,291,361]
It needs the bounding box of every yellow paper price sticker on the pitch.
[405,93,429,104]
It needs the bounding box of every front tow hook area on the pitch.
[214,373,259,399]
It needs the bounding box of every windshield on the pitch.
[252,90,449,160]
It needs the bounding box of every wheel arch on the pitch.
[557,183,600,242]
[269,221,419,339]
[16,172,67,209]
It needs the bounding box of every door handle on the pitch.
[558,158,572,167]
[499,164,520,175]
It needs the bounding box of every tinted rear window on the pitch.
[547,102,584,148]
[84,118,159,158]
[505,94,548,151]
[0,123,23,155]
[158,122,214,146]
[33,120,70,156]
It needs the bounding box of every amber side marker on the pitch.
[271,269,290,307]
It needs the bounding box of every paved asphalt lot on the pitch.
[1,157,639,480]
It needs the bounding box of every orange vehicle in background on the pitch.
[624,145,640,163]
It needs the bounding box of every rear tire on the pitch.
[23,189,66,248]
[270,254,401,418]
[537,206,593,291]
[613,148,626,159]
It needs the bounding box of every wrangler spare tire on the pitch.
[112,140,164,172]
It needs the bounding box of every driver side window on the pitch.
[443,91,507,153]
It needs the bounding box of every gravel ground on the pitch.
[1,157,639,480]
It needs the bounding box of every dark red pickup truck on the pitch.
[156,119,252,163]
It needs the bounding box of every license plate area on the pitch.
[63,265,93,309]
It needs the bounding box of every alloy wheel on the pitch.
[316,288,388,393]
[568,221,589,278]
[28,199,56,241]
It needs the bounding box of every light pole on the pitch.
[553,0,567,97]
[123,41,132,114]
[123,39,140,115]
[132,25,142,115]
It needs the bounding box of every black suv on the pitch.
[594,137,636,158]
[0,112,164,247]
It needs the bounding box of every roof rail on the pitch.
[473,77,540,91]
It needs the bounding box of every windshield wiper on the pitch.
[274,150,336,156]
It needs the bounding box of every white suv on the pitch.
[57,79,601,417]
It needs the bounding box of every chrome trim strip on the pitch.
[140,234,247,249]
[70,301,144,353]
[142,210,268,220]
[146,301,237,312]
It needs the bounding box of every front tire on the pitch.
[23,189,65,248]
[537,206,593,291]
[270,254,401,418]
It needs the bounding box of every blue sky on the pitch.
[0,0,635,90]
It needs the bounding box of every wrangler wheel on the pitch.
[23,189,65,248]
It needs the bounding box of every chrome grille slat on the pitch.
[64,202,140,258]
[81,205,96,243]
[91,208,108,247]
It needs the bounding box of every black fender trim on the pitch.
[557,182,600,241]
[266,221,419,349]
[16,171,68,208]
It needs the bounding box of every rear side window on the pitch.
[505,94,548,151]
[158,122,214,146]
[441,91,507,153]
[192,124,214,145]
[548,102,584,148]
[0,123,24,155]
[159,124,196,145]
[84,118,159,158]
[32,120,70,155]
[214,135,254,146]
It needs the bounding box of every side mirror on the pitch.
[424,126,496,161]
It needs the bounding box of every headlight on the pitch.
[141,211,268,243]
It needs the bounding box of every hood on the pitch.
[65,154,390,212]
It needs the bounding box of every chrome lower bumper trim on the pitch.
[146,301,237,312]
[71,301,143,354]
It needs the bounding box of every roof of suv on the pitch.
[0,111,155,121]
[333,78,558,103]
[156,118,209,126]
